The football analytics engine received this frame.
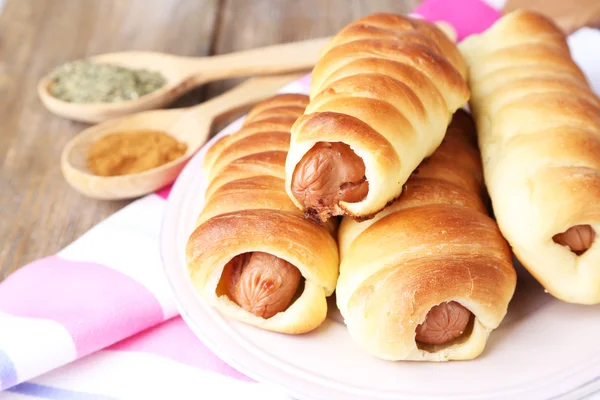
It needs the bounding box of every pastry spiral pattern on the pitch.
[460,10,600,304]
[186,94,339,334]
[336,110,517,361]
[284,13,470,222]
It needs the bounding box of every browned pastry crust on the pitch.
[336,110,517,361]
[284,13,470,222]
[186,94,339,334]
[460,10,600,304]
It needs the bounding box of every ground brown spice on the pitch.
[87,130,187,176]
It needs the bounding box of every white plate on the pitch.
[160,81,600,400]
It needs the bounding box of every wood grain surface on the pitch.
[0,0,419,280]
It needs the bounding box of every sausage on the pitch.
[415,301,472,345]
[552,224,595,255]
[291,142,368,214]
[221,252,302,319]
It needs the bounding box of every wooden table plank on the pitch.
[0,0,220,279]
[204,0,420,98]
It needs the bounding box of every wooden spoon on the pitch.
[39,37,329,123]
[61,72,305,200]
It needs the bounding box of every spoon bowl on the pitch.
[61,108,192,200]
[61,72,305,200]
[40,37,329,123]
[39,52,194,124]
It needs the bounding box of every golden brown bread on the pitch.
[336,111,517,361]
[284,13,470,222]
[460,10,600,304]
[186,94,339,334]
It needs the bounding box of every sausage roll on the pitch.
[284,13,470,223]
[186,94,339,334]
[336,110,517,361]
[460,10,600,304]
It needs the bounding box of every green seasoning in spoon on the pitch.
[48,60,167,104]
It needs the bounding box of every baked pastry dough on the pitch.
[460,10,600,304]
[186,94,339,334]
[284,13,470,222]
[336,111,516,361]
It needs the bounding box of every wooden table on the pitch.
[0,0,419,280]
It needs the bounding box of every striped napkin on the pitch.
[2,0,599,398]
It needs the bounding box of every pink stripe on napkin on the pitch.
[414,0,501,40]
[155,184,173,200]
[109,316,252,382]
[0,256,164,357]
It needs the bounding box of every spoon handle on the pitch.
[181,37,330,83]
[190,72,307,122]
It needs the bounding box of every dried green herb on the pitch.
[48,60,167,103]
